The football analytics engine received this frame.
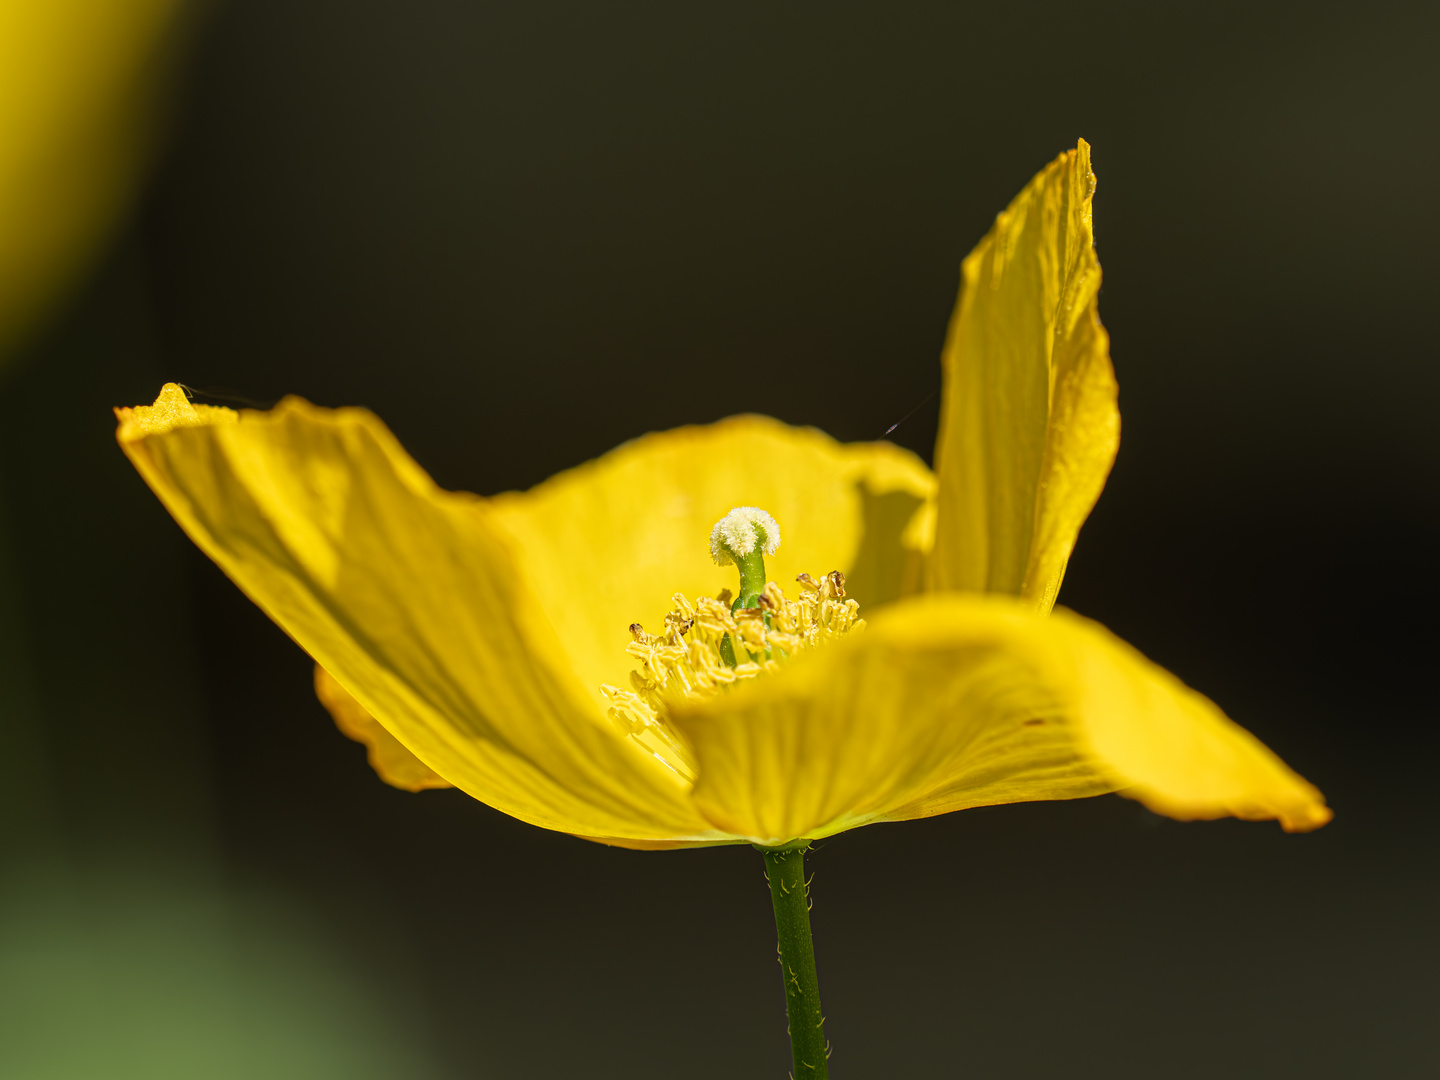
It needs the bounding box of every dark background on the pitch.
[2,1,1436,1076]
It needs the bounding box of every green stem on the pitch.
[731,547,768,611]
[759,843,829,1078]
[721,547,768,667]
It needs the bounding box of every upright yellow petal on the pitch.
[488,415,934,709]
[929,140,1119,613]
[117,385,723,844]
[670,595,1328,844]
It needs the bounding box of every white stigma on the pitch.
[709,506,781,567]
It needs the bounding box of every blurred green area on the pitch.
[0,249,456,1077]
[0,861,445,1080]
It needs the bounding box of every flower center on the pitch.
[599,507,864,780]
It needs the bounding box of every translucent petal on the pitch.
[929,140,1119,613]
[488,415,934,712]
[117,385,724,844]
[669,595,1330,844]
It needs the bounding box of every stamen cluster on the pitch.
[600,572,863,777]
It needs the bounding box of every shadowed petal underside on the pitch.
[315,665,451,793]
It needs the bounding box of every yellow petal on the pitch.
[488,415,934,711]
[117,385,723,844]
[1056,625,1333,832]
[670,595,1329,844]
[314,666,451,792]
[929,140,1119,613]
[115,380,238,437]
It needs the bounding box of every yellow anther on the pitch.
[601,572,865,777]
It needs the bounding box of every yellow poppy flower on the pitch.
[114,140,1330,852]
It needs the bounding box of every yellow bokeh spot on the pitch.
[0,0,188,361]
